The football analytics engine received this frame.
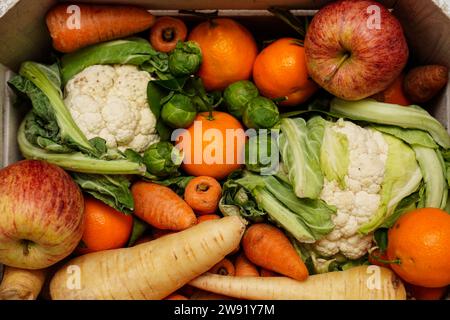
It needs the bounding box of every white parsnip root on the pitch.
[50,216,246,300]
[0,266,46,300]
[189,266,406,300]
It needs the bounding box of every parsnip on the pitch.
[189,266,406,300]
[50,216,245,300]
[0,266,46,300]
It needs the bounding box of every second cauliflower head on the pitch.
[315,120,388,259]
[65,64,159,153]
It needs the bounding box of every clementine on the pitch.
[80,197,133,252]
[253,38,318,106]
[176,111,246,180]
[387,208,450,288]
[188,18,258,91]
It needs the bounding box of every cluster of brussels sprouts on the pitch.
[223,80,280,129]
[161,41,203,129]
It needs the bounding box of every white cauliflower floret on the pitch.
[315,119,388,259]
[64,64,159,153]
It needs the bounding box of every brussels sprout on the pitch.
[161,93,197,128]
[243,96,280,129]
[245,132,279,175]
[143,141,183,177]
[168,41,202,77]
[223,80,259,119]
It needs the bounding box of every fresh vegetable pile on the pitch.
[0,0,449,301]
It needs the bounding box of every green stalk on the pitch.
[18,115,147,175]
[19,62,96,154]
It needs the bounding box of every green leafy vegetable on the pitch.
[143,141,183,178]
[10,62,96,155]
[413,146,448,209]
[374,228,389,252]
[71,173,134,214]
[10,61,146,175]
[379,190,421,228]
[441,149,450,187]
[359,134,423,234]
[245,130,279,175]
[127,217,149,247]
[371,125,438,149]
[279,117,324,199]
[60,38,168,84]
[255,188,316,243]
[330,98,450,149]
[320,123,349,188]
[220,171,335,242]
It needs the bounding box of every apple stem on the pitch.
[21,239,32,256]
[324,53,350,82]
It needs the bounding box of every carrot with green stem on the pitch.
[150,17,188,52]
[235,254,260,277]
[132,181,197,230]
[50,216,246,300]
[189,266,406,300]
[242,223,309,281]
[185,176,222,215]
[46,4,155,53]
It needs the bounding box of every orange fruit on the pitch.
[188,18,258,91]
[387,208,450,288]
[80,197,133,252]
[372,73,411,106]
[253,38,318,106]
[176,111,246,180]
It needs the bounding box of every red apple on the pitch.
[0,160,84,269]
[305,0,409,100]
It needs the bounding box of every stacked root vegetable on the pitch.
[0,1,449,300]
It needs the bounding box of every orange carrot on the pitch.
[209,258,235,276]
[242,223,309,281]
[235,254,260,277]
[403,65,449,103]
[46,4,155,53]
[150,17,188,52]
[164,293,189,300]
[197,214,221,224]
[184,176,222,215]
[132,181,197,231]
[372,73,411,106]
[260,269,279,277]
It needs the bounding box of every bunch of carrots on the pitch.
[131,177,310,300]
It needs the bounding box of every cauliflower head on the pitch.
[64,64,159,153]
[315,119,388,259]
